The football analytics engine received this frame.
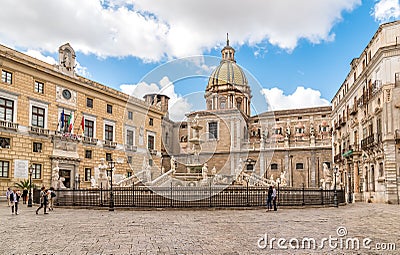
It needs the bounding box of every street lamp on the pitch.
[27,165,33,207]
[333,167,338,208]
[108,160,115,211]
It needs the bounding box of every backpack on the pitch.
[51,191,56,198]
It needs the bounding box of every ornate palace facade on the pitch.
[331,20,400,203]
[0,43,165,193]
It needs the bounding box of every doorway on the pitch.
[59,169,71,188]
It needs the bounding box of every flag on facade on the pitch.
[68,112,73,133]
[81,116,85,134]
[60,109,65,129]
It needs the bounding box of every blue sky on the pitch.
[1,0,400,120]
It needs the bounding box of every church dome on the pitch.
[206,60,248,92]
[206,35,249,94]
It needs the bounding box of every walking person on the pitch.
[272,185,277,211]
[266,186,273,211]
[22,188,28,204]
[48,187,56,211]
[6,187,12,207]
[11,189,21,215]
[36,187,48,215]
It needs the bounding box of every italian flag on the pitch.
[68,113,73,133]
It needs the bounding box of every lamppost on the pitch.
[108,160,115,211]
[333,167,338,208]
[27,165,33,207]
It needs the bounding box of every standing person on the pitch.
[272,185,277,211]
[22,188,28,204]
[266,186,273,212]
[11,189,21,215]
[48,187,56,211]
[6,187,11,207]
[36,187,48,215]
[8,189,14,214]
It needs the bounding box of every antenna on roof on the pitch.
[226,33,229,46]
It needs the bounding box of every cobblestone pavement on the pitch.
[1,202,399,255]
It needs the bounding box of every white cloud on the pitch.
[261,87,330,111]
[0,0,360,61]
[120,76,192,121]
[372,0,400,23]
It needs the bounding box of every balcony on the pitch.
[29,126,50,136]
[371,80,382,96]
[149,149,157,155]
[334,153,342,163]
[349,104,358,115]
[361,134,375,150]
[54,131,81,142]
[334,121,340,130]
[82,136,98,145]
[0,120,19,131]
[357,97,365,108]
[125,144,137,152]
[103,140,117,149]
[339,117,346,126]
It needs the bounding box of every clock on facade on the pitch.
[62,89,71,99]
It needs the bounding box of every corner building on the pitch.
[331,20,400,203]
[0,43,165,192]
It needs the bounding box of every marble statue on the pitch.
[280,171,287,187]
[202,163,208,180]
[320,163,332,189]
[211,166,217,175]
[90,176,97,188]
[51,160,60,189]
[59,177,66,189]
[170,156,176,173]
[98,158,109,189]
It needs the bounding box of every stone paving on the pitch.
[0,202,399,255]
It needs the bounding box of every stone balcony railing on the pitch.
[82,136,98,145]
[0,120,19,131]
[125,144,138,152]
[103,140,117,149]
[29,126,50,136]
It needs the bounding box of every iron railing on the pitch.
[49,186,345,208]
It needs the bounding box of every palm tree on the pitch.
[15,179,35,190]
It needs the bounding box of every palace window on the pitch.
[106,104,112,114]
[270,163,278,170]
[84,119,94,138]
[61,113,71,133]
[127,171,132,177]
[379,162,384,177]
[32,164,42,179]
[33,142,42,152]
[149,159,153,166]
[127,156,132,164]
[208,122,218,139]
[106,153,112,162]
[84,168,92,182]
[31,106,45,128]
[296,163,304,170]
[1,70,12,84]
[149,118,154,126]
[104,124,113,141]
[147,134,155,150]
[85,150,92,159]
[128,111,133,120]
[86,98,93,108]
[0,160,9,177]
[126,130,134,146]
[0,137,10,149]
[34,81,44,94]
[0,97,14,122]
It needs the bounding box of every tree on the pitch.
[15,179,35,190]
